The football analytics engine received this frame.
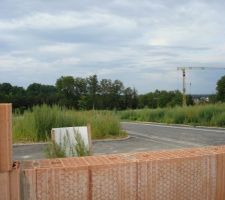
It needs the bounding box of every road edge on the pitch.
[121,121,225,130]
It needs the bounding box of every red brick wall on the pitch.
[0,104,20,200]
[0,104,12,172]
[22,146,225,200]
[1,103,224,199]
[0,161,20,200]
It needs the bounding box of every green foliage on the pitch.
[91,112,122,139]
[211,112,225,127]
[216,75,225,101]
[74,132,90,156]
[45,130,90,158]
[119,103,225,127]
[13,104,125,142]
[87,75,99,109]
[13,111,37,142]
[32,105,74,140]
[45,141,66,158]
[0,76,197,111]
[138,90,183,109]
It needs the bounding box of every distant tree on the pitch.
[11,86,27,110]
[56,76,76,107]
[167,91,182,107]
[99,79,113,109]
[74,77,87,97]
[56,76,75,98]
[123,87,138,109]
[131,88,139,109]
[216,76,225,102]
[138,90,183,109]
[73,77,88,109]
[26,83,57,107]
[111,80,124,109]
[0,83,13,102]
[186,95,194,106]
[209,95,217,103]
[0,83,13,94]
[123,87,133,109]
[0,83,28,110]
[87,75,99,109]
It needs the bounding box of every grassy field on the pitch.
[13,103,225,143]
[118,103,225,127]
[13,104,126,143]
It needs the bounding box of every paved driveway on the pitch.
[13,122,225,160]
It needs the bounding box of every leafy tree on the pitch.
[87,75,99,109]
[138,90,183,108]
[99,79,113,109]
[56,76,75,98]
[123,87,138,109]
[0,83,12,102]
[11,86,27,110]
[186,95,194,106]
[27,83,57,106]
[216,76,225,101]
[131,88,139,109]
[111,80,124,109]
[74,77,87,97]
[56,76,76,107]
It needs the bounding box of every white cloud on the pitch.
[0,11,137,31]
[0,54,50,72]
[38,43,80,55]
[0,0,225,93]
[53,57,80,65]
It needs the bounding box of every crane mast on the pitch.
[177,67,225,107]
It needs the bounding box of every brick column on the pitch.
[0,103,12,172]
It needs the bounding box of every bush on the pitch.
[118,103,225,127]
[90,113,121,139]
[211,112,225,127]
[45,131,90,158]
[13,104,125,142]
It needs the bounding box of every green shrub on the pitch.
[90,113,121,139]
[45,131,90,158]
[118,103,225,127]
[13,104,125,142]
[45,142,66,158]
[211,112,225,127]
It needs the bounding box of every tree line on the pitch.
[0,75,138,111]
[1,75,224,111]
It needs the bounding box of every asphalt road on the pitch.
[13,122,225,160]
[121,122,225,148]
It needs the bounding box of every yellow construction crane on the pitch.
[177,67,225,107]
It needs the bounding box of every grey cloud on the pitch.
[0,0,225,94]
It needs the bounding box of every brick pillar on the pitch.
[0,103,12,172]
[216,153,225,200]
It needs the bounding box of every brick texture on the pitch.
[0,172,10,200]
[21,146,225,200]
[87,155,137,200]
[0,162,21,200]
[10,161,21,200]
[22,158,89,200]
[0,103,12,172]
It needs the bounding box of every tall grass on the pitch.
[119,103,225,127]
[13,104,125,143]
[45,131,90,158]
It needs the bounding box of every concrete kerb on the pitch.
[92,135,131,142]
[13,142,49,147]
[13,136,131,147]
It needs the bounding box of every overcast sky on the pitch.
[0,0,225,94]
